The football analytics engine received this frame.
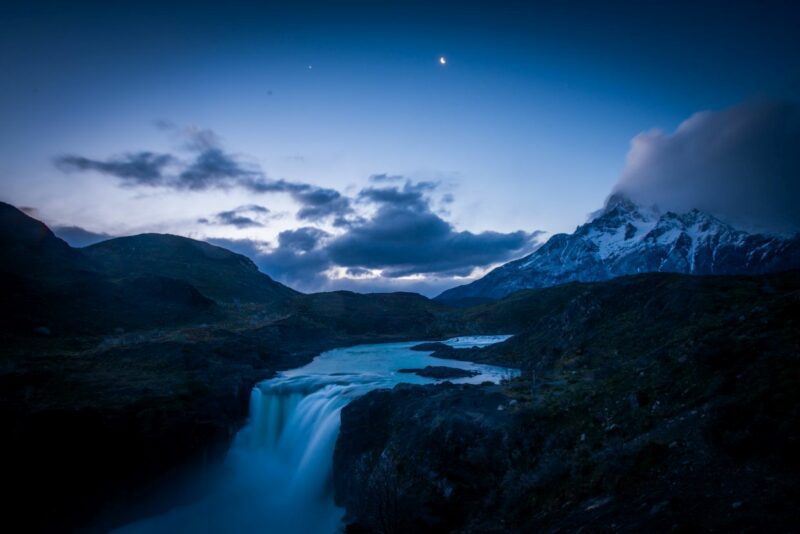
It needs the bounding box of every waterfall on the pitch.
[117,376,359,534]
[234,377,362,505]
[117,338,517,534]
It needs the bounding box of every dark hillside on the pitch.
[85,233,298,305]
[335,271,800,532]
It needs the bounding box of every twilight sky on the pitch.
[1,1,799,295]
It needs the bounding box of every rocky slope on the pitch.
[437,195,800,301]
[335,271,800,532]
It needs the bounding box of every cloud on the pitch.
[208,180,540,292]
[52,225,113,247]
[275,226,330,252]
[178,148,258,190]
[613,100,800,233]
[358,180,437,211]
[55,124,351,222]
[199,204,271,228]
[334,180,537,277]
[326,203,536,278]
[211,228,332,290]
[54,125,539,291]
[55,152,175,186]
[241,178,352,222]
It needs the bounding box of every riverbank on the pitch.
[332,272,800,532]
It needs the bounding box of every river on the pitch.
[117,335,516,533]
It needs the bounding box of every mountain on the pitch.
[0,203,295,336]
[0,201,92,280]
[437,194,800,301]
[85,234,298,305]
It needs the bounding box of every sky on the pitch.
[1,0,799,295]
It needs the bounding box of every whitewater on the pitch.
[117,335,516,534]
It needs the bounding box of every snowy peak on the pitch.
[601,192,642,215]
[437,198,800,301]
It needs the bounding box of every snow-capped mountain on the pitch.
[437,194,800,301]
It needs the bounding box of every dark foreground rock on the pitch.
[334,271,800,533]
[334,383,513,533]
[397,366,479,379]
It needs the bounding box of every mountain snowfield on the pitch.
[437,194,800,301]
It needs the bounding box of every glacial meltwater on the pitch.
[117,336,516,534]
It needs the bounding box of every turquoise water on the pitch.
[118,336,515,533]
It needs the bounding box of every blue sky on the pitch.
[1,1,799,294]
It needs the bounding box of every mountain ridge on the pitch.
[0,202,296,336]
[85,233,298,304]
[437,195,800,301]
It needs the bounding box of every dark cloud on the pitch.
[209,228,332,289]
[358,180,437,211]
[55,152,175,186]
[243,204,270,214]
[257,228,332,287]
[613,100,800,233]
[242,178,352,221]
[326,204,536,278]
[178,148,258,190]
[52,225,113,247]
[276,227,330,252]
[199,204,272,228]
[55,124,352,222]
[181,126,223,152]
[164,125,258,190]
[56,126,538,289]
[207,180,539,292]
[337,180,535,277]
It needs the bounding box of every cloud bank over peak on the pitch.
[613,100,800,233]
